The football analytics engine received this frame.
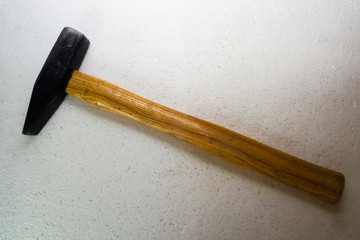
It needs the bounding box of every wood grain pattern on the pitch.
[66,70,345,205]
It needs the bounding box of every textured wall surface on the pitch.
[1,0,359,239]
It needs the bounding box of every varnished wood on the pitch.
[67,70,345,205]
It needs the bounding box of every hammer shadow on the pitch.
[68,97,344,212]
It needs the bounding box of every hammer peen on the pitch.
[23,27,344,205]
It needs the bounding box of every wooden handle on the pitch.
[66,70,345,204]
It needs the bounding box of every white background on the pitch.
[1,0,359,239]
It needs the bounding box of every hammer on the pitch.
[23,27,344,205]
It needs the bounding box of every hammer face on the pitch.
[22,27,90,135]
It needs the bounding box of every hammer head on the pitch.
[22,27,90,135]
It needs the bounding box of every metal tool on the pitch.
[23,27,345,205]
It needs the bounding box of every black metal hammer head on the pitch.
[22,27,90,135]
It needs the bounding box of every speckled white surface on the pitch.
[1,0,360,239]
